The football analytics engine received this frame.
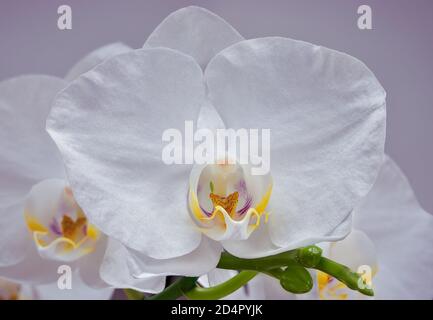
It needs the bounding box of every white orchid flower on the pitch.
[224,157,433,299]
[0,43,166,298]
[46,5,386,288]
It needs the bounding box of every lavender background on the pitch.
[0,0,432,214]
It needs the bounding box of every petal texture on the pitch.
[0,242,74,284]
[0,75,67,265]
[328,229,377,273]
[34,272,114,300]
[127,236,222,277]
[144,6,243,69]
[65,42,132,82]
[0,202,30,266]
[205,37,386,250]
[0,75,67,206]
[221,200,353,259]
[47,48,205,259]
[354,156,433,299]
[100,239,165,293]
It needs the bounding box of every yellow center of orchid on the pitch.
[61,213,87,241]
[24,184,100,262]
[188,162,272,241]
[209,191,239,217]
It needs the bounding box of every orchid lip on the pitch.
[189,162,272,241]
[24,181,100,262]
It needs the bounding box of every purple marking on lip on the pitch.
[49,219,62,236]
[200,205,213,217]
[236,180,248,197]
[82,224,88,236]
[237,196,252,215]
[200,195,252,217]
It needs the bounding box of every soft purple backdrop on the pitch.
[1,0,432,213]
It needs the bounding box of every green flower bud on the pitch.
[279,263,313,294]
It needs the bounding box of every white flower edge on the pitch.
[221,156,433,300]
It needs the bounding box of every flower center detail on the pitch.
[24,180,100,262]
[209,191,239,217]
[60,214,87,241]
[189,163,272,241]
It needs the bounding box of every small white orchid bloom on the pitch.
[0,43,165,298]
[47,6,386,282]
[231,157,433,300]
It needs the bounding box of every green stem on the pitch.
[217,250,298,271]
[144,246,373,300]
[315,257,374,296]
[217,248,374,297]
[184,271,258,300]
[147,277,198,300]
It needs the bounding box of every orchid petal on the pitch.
[65,42,132,82]
[0,75,67,265]
[205,37,386,250]
[99,239,166,293]
[47,48,206,259]
[144,6,243,69]
[34,271,114,300]
[354,156,433,299]
[127,236,222,277]
[0,75,67,205]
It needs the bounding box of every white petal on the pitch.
[78,236,110,289]
[47,48,206,259]
[34,272,114,300]
[0,75,66,266]
[144,6,243,69]
[128,236,222,277]
[197,102,225,131]
[0,242,74,284]
[354,156,433,299]
[205,37,386,250]
[65,42,132,82]
[100,239,166,293]
[328,229,377,272]
[222,212,352,259]
[24,179,67,226]
[0,202,30,266]
[0,75,67,206]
